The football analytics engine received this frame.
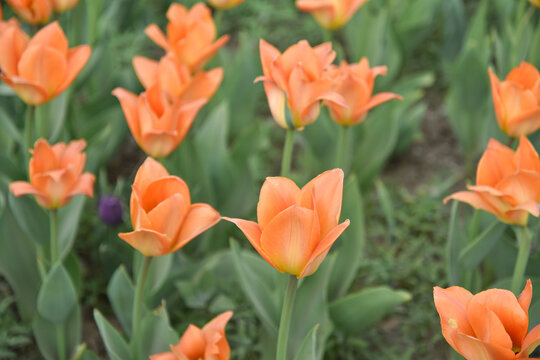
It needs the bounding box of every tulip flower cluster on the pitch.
[114,3,228,158]
[257,39,401,130]
[5,0,80,25]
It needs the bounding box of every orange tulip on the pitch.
[296,0,368,30]
[118,157,220,257]
[256,39,346,130]
[132,53,224,104]
[113,86,206,158]
[52,0,80,12]
[145,3,229,73]
[325,59,402,126]
[434,280,540,359]
[207,0,245,10]
[0,4,19,32]
[225,169,350,278]
[10,139,95,209]
[5,0,52,24]
[150,311,232,360]
[489,63,540,137]
[0,21,91,105]
[444,136,540,226]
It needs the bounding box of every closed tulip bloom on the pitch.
[52,0,80,12]
[10,139,95,209]
[145,3,229,72]
[132,53,224,104]
[434,280,540,359]
[325,59,402,126]
[0,21,91,105]
[207,0,245,10]
[119,158,220,257]
[5,0,52,24]
[444,136,540,226]
[296,0,368,30]
[256,39,346,129]
[489,63,540,137]
[113,85,207,158]
[150,311,233,360]
[225,169,350,278]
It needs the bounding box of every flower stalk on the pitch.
[276,275,298,360]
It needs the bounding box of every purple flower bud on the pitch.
[98,196,123,226]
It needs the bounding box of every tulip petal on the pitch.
[259,205,320,276]
[257,176,300,229]
[141,176,190,213]
[112,88,141,144]
[0,24,29,77]
[259,39,281,77]
[67,172,95,198]
[181,68,223,103]
[133,56,158,89]
[171,203,220,253]
[173,325,205,360]
[496,170,540,204]
[27,22,67,54]
[518,279,533,314]
[30,138,58,175]
[149,353,179,360]
[145,24,170,50]
[147,193,187,243]
[507,62,540,90]
[515,136,540,172]
[132,157,170,195]
[433,286,474,349]
[467,288,528,350]
[57,45,91,94]
[489,68,508,133]
[452,331,516,360]
[141,131,180,159]
[358,91,402,115]
[0,74,48,105]
[476,139,516,187]
[118,229,170,257]
[508,107,540,137]
[299,219,349,278]
[17,44,67,97]
[518,323,540,358]
[300,168,344,237]
[10,181,50,207]
[189,34,229,72]
[263,82,288,128]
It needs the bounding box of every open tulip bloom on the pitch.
[150,311,233,360]
[119,157,220,257]
[489,62,540,137]
[10,139,95,209]
[325,58,402,126]
[434,280,540,359]
[444,136,540,226]
[296,0,369,30]
[225,168,349,278]
[0,21,91,105]
[145,3,229,73]
[256,39,346,130]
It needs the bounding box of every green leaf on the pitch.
[329,176,365,299]
[229,239,281,335]
[33,303,81,360]
[375,179,396,239]
[458,221,507,270]
[37,264,77,324]
[107,265,135,337]
[329,286,411,334]
[8,192,49,246]
[58,196,86,261]
[0,107,23,147]
[139,304,178,359]
[446,201,466,285]
[293,324,319,360]
[93,309,131,360]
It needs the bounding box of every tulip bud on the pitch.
[98,196,123,226]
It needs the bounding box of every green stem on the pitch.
[56,325,66,360]
[132,256,153,359]
[280,129,295,177]
[50,209,59,265]
[511,226,532,294]
[23,105,36,169]
[336,125,348,170]
[276,275,298,360]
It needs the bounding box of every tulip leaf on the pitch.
[139,304,179,359]
[329,175,365,299]
[107,265,135,337]
[33,303,81,360]
[0,107,23,147]
[8,192,49,246]
[446,201,466,286]
[37,263,78,325]
[293,324,319,360]
[375,179,396,239]
[59,196,86,261]
[458,221,507,270]
[93,309,131,360]
[133,252,173,297]
[0,202,41,320]
[229,238,281,334]
[329,286,411,335]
